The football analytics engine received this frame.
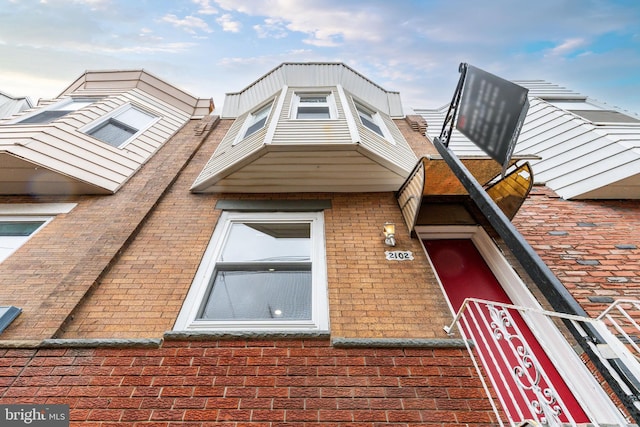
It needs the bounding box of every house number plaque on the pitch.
[385,251,414,261]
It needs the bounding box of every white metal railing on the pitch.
[597,299,640,358]
[444,298,640,426]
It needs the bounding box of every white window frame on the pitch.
[11,97,97,125]
[81,103,159,149]
[290,92,337,120]
[174,211,329,332]
[233,101,274,146]
[0,216,51,264]
[354,100,394,142]
[0,203,76,264]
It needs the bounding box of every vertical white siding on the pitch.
[222,63,403,118]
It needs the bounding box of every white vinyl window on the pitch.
[0,217,50,263]
[16,98,96,124]
[174,211,329,332]
[242,103,273,140]
[354,101,392,140]
[84,104,158,148]
[292,92,336,120]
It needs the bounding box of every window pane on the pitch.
[221,222,310,262]
[244,116,267,138]
[297,106,330,119]
[360,116,383,135]
[18,99,96,124]
[200,269,312,320]
[116,107,157,128]
[18,110,69,124]
[0,221,45,236]
[89,119,136,147]
[0,221,45,263]
[299,96,327,103]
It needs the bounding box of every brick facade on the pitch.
[1,84,638,424]
[1,114,487,425]
[0,115,220,341]
[0,117,453,341]
[514,186,640,317]
[0,339,497,426]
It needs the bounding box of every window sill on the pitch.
[164,329,330,341]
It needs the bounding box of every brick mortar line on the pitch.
[331,337,470,348]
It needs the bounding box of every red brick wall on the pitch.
[0,339,497,426]
[515,186,640,316]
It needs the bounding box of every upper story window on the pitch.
[232,101,274,146]
[356,102,384,135]
[292,92,336,120]
[15,98,95,124]
[83,104,158,148]
[174,211,329,332]
[0,217,49,263]
[244,103,272,138]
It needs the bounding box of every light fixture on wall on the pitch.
[383,222,396,247]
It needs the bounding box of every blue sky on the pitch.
[1,0,639,114]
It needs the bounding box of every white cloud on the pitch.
[216,13,241,33]
[161,14,213,35]
[1,0,639,115]
[253,18,288,39]
[213,0,385,45]
[546,38,588,57]
[38,0,110,9]
[193,0,218,15]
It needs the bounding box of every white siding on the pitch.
[0,74,201,194]
[271,87,352,146]
[193,83,416,193]
[346,95,417,174]
[223,63,403,118]
[0,92,32,119]
[192,95,281,192]
[200,150,407,193]
[58,70,211,117]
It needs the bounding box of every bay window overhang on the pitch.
[191,63,417,194]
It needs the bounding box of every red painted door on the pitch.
[423,239,588,423]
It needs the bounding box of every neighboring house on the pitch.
[0,90,33,119]
[0,69,212,195]
[0,63,638,426]
[416,81,640,199]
